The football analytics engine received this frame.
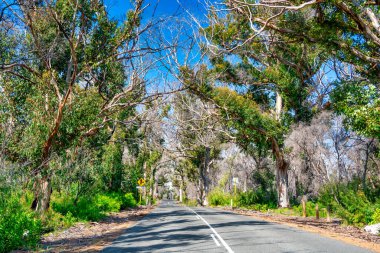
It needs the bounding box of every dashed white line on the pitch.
[211,234,221,247]
[188,207,234,253]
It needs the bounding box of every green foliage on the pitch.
[238,189,277,209]
[95,194,122,212]
[212,87,283,151]
[52,195,105,222]
[319,182,380,226]
[371,209,380,224]
[122,193,137,209]
[208,188,232,206]
[51,192,137,225]
[0,192,41,252]
[40,209,77,233]
[331,82,380,138]
[292,202,327,218]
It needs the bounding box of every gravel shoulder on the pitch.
[222,207,380,253]
[39,206,154,253]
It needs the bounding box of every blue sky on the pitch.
[105,0,206,22]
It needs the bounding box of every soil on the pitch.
[37,206,152,253]
[223,207,380,253]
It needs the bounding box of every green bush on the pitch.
[52,192,137,223]
[238,190,259,206]
[122,193,137,208]
[208,188,231,206]
[0,193,41,252]
[319,182,379,226]
[40,209,78,233]
[52,195,105,222]
[292,202,327,218]
[371,208,380,224]
[95,194,121,212]
[237,189,277,209]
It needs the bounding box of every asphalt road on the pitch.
[102,200,374,253]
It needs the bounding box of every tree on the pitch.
[217,0,380,139]
[0,0,158,212]
[169,91,223,205]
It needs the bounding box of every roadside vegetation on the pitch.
[207,180,380,227]
[0,184,139,252]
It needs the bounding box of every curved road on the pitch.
[103,200,374,253]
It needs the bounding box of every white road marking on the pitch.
[211,234,221,247]
[188,207,234,253]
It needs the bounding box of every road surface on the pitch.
[103,200,374,253]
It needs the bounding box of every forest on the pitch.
[0,0,379,252]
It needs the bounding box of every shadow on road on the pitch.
[102,206,274,253]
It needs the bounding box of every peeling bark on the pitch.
[271,137,290,208]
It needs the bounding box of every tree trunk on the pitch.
[200,146,211,206]
[275,91,282,121]
[31,177,52,212]
[276,165,289,208]
[153,170,159,199]
[149,169,155,206]
[273,91,289,207]
[362,138,374,192]
[271,137,290,208]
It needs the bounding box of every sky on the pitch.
[102,0,210,95]
[105,0,207,22]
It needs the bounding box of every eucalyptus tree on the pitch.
[170,91,224,205]
[219,0,380,138]
[0,0,160,212]
[177,0,331,207]
[200,0,380,204]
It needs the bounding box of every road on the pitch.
[102,200,374,253]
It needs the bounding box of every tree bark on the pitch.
[275,91,282,121]
[362,138,374,192]
[31,176,52,212]
[273,90,289,207]
[153,170,159,199]
[276,165,289,207]
[200,146,211,206]
[271,137,290,208]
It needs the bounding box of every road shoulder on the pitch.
[40,206,154,252]
[217,207,380,253]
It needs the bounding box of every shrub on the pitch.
[52,195,105,222]
[184,199,198,207]
[122,193,137,208]
[319,182,378,226]
[208,188,231,206]
[371,208,380,224]
[0,193,41,252]
[95,194,121,212]
[51,192,136,223]
[237,189,277,209]
[292,202,327,218]
[238,190,259,206]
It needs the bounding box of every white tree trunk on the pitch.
[277,167,289,208]
[275,91,282,121]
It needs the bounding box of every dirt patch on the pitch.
[224,207,380,253]
[40,206,153,252]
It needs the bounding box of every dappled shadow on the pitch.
[41,208,151,252]
[102,203,304,253]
